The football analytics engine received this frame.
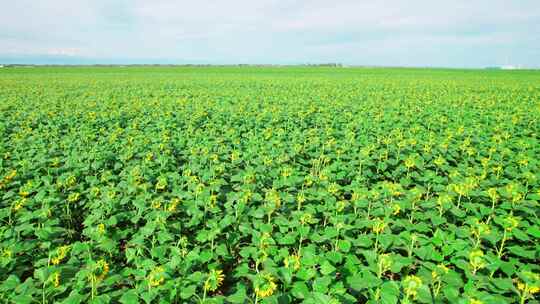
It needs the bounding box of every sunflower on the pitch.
[204,269,225,292]
[516,271,540,298]
[486,188,499,201]
[392,203,401,215]
[469,250,486,273]
[377,254,392,277]
[432,264,449,280]
[503,215,520,232]
[148,266,166,287]
[283,253,301,271]
[403,275,422,299]
[372,218,387,234]
[13,198,26,212]
[4,170,16,181]
[51,272,60,288]
[167,198,181,212]
[155,177,167,191]
[95,259,109,281]
[67,192,80,203]
[51,245,70,265]
[254,272,278,298]
[97,223,106,234]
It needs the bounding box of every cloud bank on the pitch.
[1,0,539,67]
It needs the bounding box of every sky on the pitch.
[1,0,539,67]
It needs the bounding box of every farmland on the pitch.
[0,66,539,303]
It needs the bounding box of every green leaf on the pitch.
[416,285,432,303]
[119,290,138,304]
[180,285,197,299]
[507,246,536,259]
[491,278,513,292]
[278,232,297,245]
[297,267,316,281]
[512,229,530,241]
[320,261,336,275]
[307,292,333,303]
[291,282,310,299]
[346,274,365,291]
[354,235,373,248]
[347,270,381,291]
[279,267,293,285]
[0,275,20,291]
[60,293,85,304]
[301,249,318,267]
[337,239,352,252]
[11,295,33,304]
[526,226,540,238]
[312,276,332,293]
[227,284,247,303]
[499,261,516,276]
[380,281,400,304]
[34,268,48,283]
[326,251,343,264]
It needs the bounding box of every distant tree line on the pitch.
[0,63,344,68]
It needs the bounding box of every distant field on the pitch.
[0,67,539,303]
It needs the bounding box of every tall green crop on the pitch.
[0,66,539,303]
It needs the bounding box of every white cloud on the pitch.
[0,0,539,66]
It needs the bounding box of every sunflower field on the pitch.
[0,67,539,303]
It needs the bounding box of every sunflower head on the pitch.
[204,269,225,292]
[148,266,166,287]
[487,188,499,201]
[4,170,16,181]
[284,253,301,270]
[503,215,520,232]
[431,264,449,280]
[471,220,491,237]
[167,198,181,212]
[469,250,486,270]
[392,203,401,215]
[254,272,278,298]
[405,156,416,169]
[434,155,446,167]
[51,272,60,288]
[377,253,392,274]
[13,198,26,212]
[516,271,540,296]
[403,275,422,299]
[372,218,387,234]
[94,259,109,281]
[67,192,80,203]
[97,223,106,234]
[51,245,70,265]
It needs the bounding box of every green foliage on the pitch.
[0,67,539,303]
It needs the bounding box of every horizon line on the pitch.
[1,63,537,70]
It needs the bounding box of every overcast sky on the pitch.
[1,0,539,67]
